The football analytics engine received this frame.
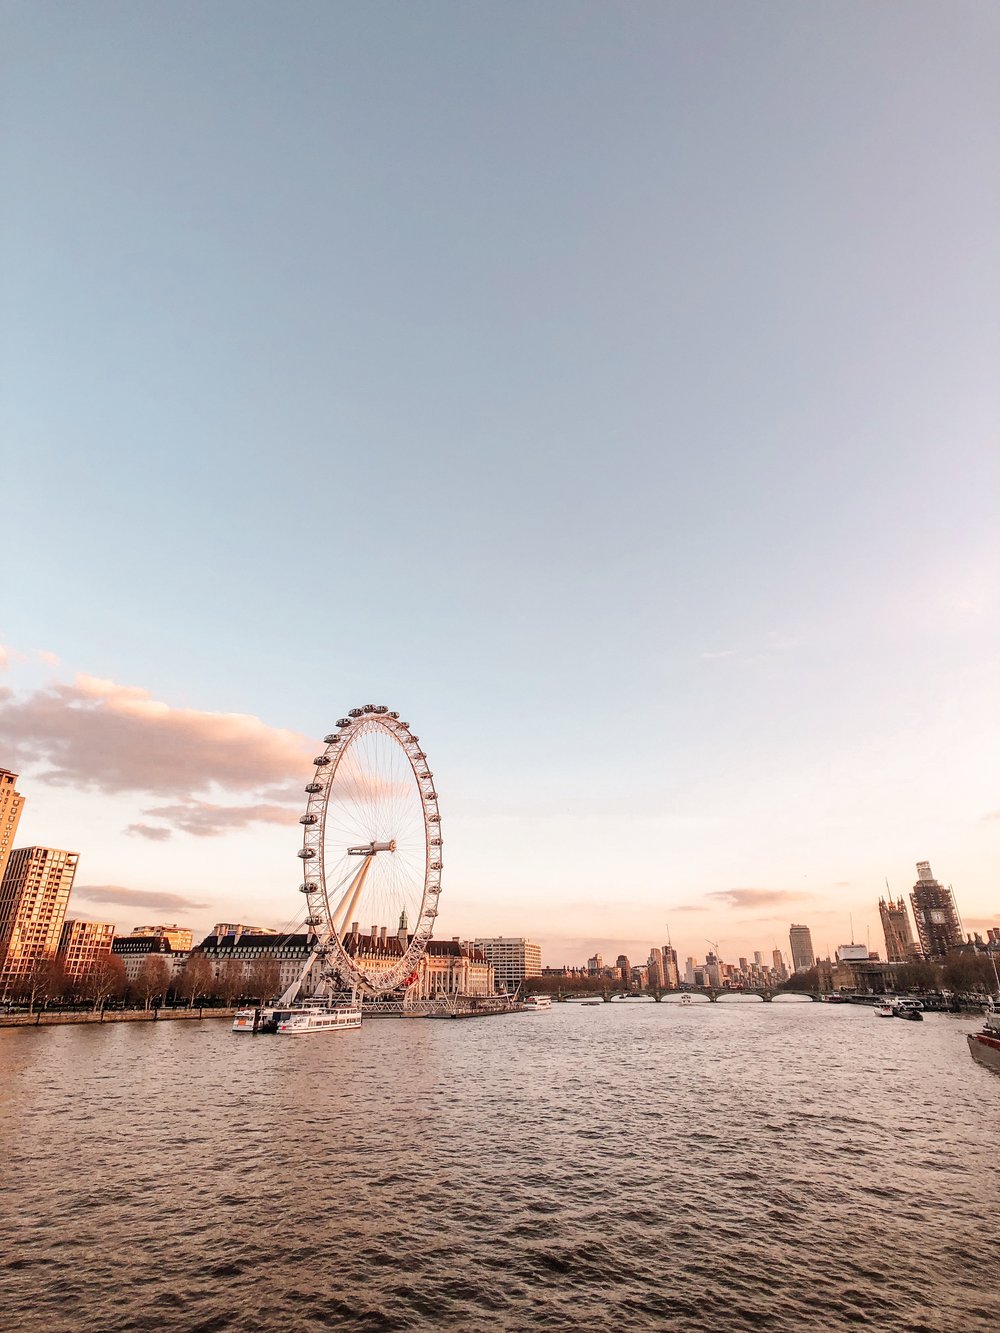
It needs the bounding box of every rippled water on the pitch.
[2,1000,998,1331]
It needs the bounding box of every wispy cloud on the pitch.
[140,799,301,838]
[73,884,207,911]
[707,888,816,910]
[125,823,173,842]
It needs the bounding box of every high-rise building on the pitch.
[754,951,764,967]
[879,895,920,963]
[909,862,963,961]
[129,924,194,952]
[58,919,116,988]
[0,770,25,890]
[473,937,542,994]
[615,953,631,983]
[789,924,815,972]
[587,953,603,974]
[661,944,679,988]
[647,947,663,988]
[0,847,79,998]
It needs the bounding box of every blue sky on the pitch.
[2,2,998,963]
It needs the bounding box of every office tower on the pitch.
[58,919,116,988]
[473,937,542,993]
[754,951,764,967]
[879,895,920,963]
[685,956,696,985]
[661,944,679,988]
[0,770,25,891]
[909,862,963,961]
[586,953,603,975]
[615,953,632,982]
[789,924,815,972]
[772,948,787,980]
[0,847,79,998]
[647,947,663,988]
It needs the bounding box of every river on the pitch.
[1,999,997,1331]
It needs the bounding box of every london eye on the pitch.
[296,706,441,995]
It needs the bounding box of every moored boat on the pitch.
[521,995,553,1011]
[967,1009,1000,1074]
[276,997,362,1034]
[874,1003,895,1018]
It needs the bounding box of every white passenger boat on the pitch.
[232,1008,260,1033]
[276,997,362,1034]
[521,995,553,1011]
[874,1003,896,1017]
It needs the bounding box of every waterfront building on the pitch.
[474,937,542,994]
[909,862,963,961]
[0,770,25,891]
[58,919,115,988]
[879,896,920,963]
[196,929,319,998]
[211,923,276,941]
[128,924,193,952]
[789,925,815,972]
[112,932,191,984]
[587,953,603,975]
[0,846,79,998]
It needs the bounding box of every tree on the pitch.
[780,966,819,992]
[17,956,65,1013]
[84,954,127,1011]
[133,957,171,1010]
[217,958,245,1007]
[245,955,281,1003]
[895,959,942,993]
[942,951,996,998]
[176,953,214,1006]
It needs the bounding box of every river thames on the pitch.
[1,1001,998,1331]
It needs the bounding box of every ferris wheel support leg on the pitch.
[332,856,375,938]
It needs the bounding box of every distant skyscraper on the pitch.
[754,951,764,967]
[0,770,25,891]
[615,953,631,983]
[586,953,603,975]
[661,944,679,988]
[879,895,919,963]
[789,924,815,972]
[0,847,79,998]
[909,862,963,961]
[647,947,663,988]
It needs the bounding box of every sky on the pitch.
[2,1,998,967]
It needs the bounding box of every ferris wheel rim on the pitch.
[297,706,442,995]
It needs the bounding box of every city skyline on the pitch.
[3,4,998,964]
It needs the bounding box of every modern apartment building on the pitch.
[909,862,963,961]
[58,919,116,988]
[0,846,79,998]
[0,770,25,890]
[879,895,920,963]
[789,924,815,972]
[473,937,542,994]
[113,932,191,983]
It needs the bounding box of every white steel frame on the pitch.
[295,705,442,997]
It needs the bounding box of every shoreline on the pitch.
[0,1007,241,1028]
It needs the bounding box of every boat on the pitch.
[521,995,553,1011]
[680,993,693,1006]
[579,998,603,1006]
[275,997,362,1034]
[232,1007,262,1033]
[873,1003,896,1018]
[610,994,655,1003]
[967,1009,1000,1074]
[894,999,923,1021]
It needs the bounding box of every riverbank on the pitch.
[0,1007,240,1028]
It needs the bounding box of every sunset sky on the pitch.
[3,3,998,965]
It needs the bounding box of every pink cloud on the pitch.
[125,823,174,842]
[0,673,316,800]
[37,649,60,666]
[140,799,301,838]
[73,884,207,911]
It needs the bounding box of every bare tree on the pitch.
[17,956,65,1013]
[217,958,245,1007]
[246,955,281,1003]
[133,956,171,1010]
[84,954,127,1011]
[176,953,214,1007]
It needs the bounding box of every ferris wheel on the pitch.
[297,705,442,996]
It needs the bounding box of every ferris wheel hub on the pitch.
[347,839,397,856]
